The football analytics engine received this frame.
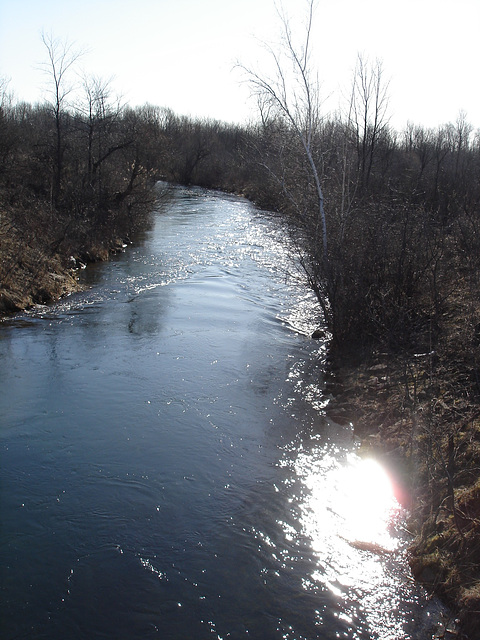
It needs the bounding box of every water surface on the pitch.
[0,185,448,639]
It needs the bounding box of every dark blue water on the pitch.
[0,185,449,639]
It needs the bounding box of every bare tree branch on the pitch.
[239,0,328,261]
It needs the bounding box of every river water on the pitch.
[0,185,449,639]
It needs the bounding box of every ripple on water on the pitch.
[0,185,452,640]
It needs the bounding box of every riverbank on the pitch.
[0,185,155,316]
[325,292,480,638]
[0,222,129,315]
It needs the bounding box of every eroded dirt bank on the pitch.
[0,232,128,316]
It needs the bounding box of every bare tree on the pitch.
[240,0,327,262]
[0,77,16,175]
[78,74,130,202]
[0,76,13,110]
[39,32,84,206]
[349,54,390,190]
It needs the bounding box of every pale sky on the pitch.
[0,0,479,131]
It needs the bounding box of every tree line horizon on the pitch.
[0,23,479,357]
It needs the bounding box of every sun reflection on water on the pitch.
[289,446,411,639]
[305,454,400,550]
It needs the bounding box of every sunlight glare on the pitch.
[335,457,399,545]
[291,450,406,637]
[301,454,400,552]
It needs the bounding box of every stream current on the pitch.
[0,185,448,639]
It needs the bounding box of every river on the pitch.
[0,184,449,639]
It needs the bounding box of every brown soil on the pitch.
[0,207,128,316]
[0,238,80,315]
